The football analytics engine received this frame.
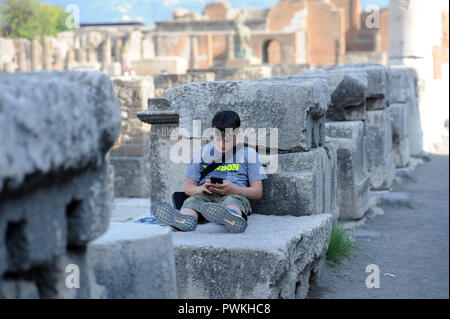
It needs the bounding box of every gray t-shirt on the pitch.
[184,143,267,187]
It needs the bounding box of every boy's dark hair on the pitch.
[211,110,240,134]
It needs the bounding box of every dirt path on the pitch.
[308,154,449,299]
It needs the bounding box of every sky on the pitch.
[43,0,390,26]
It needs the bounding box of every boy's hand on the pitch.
[211,180,238,195]
[198,179,213,195]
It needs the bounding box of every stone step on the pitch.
[172,214,332,299]
[88,222,177,299]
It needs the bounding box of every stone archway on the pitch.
[262,39,282,64]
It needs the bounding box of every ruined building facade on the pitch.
[2,0,447,76]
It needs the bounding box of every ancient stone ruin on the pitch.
[0,71,120,298]
[0,61,423,299]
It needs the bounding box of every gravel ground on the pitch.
[308,154,449,299]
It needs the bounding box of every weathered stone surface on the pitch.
[109,76,153,197]
[89,222,177,299]
[250,172,319,217]
[172,214,332,299]
[147,125,191,204]
[112,76,155,110]
[319,62,392,110]
[110,157,149,198]
[325,121,371,220]
[252,147,338,218]
[0,71,121,298]
[390,66,423,156]
[322,143,339,220]
[155,79,330,152]
[139,78,330,206]
[36,248,106,299]
[264,71,368,121]
[389,103,410,168]
[65,162,115,246]
[270,64,310,77]
[0,166,112,295]
[0,71,121,194]
[366,109,396,190]
[153,72,215,93]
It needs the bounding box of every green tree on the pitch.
[0,0,70,39]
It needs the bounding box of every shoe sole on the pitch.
[199,203,247,233]
[151,202,197,231]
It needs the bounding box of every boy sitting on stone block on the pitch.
[151,110,267,233]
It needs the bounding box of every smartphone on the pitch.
[210,177,223,184]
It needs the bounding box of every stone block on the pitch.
[36,248,106,299]
[250,172,319,217]
[0,71,121,297]
[110,157,149,198]
[389,103,410,168]
[65,161,115,246]
[366,109,396,190]
[110,76,154,197]
[172,214,332,299]
[252,147,338,218]
[265,71,368,121]
[131,56,188,75]
[112,76,155,110]
[89,222,177,299]
[155,79,330,152]
[0,71,121,194]
[321,62,392,110]
[325,121,371,220]
[104,62,122,77]
[322,143,340,220]
[370,191,414,209]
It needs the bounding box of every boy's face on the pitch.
[213,127,241,153]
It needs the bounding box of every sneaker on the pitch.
[151,202,197,232]
[199,203,247,233]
